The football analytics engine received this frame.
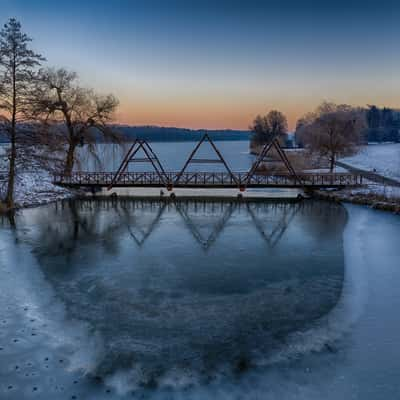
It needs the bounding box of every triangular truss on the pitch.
[246,202,302,248]
[174,133,239,186]
[243,135,303,189]
[116,201,166,247]
[175,200,236,250]
[108,139,169,190]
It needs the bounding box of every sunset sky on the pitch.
[2,0,400,130]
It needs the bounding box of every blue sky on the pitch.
[1,0,400,129]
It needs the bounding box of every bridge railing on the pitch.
[53,171,363,188]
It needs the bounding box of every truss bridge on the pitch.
[53,134,364,191]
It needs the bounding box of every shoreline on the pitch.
[92,187,304,201]
[1,188,303,212]
[1,186,400,214]
[0,188,77,212]
[314,190,400,214]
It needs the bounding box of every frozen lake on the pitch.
[1,139,400,398]
[1,200,400,398]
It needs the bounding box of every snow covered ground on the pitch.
[303,167,348,173]
[0,168,73,209]
[0,144,7,165]
[337,143,400,202]
[349,183,400,200]
[0,171,74,208]
[341,143,400,182]
[0,144,74,208]
[12,171,74,208]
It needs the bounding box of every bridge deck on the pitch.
[53,171,363,189]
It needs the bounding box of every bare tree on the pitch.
[250,110,288,146]
[296,102,365,171]
[32,68,120,175]
[0,18,45,208]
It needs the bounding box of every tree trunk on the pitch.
[64,141,76,176]
[329,153,335,172]
[5,129,16,208]
[6,60,17,209]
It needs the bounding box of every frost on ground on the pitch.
[332,143,400,208]
[1,170,74,208]
[349,183,400,200]
[318,181,400,212]
[341,143,400,181]
[1,144,75,208]
[1,154,74,209]
[14,171,74,208]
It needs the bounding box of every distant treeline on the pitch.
[294,105,400,147]
[0,125,251,143]
[365,105,400,142]
[114,126,251,142]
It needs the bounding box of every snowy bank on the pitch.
[1,143,76,209]
[341,143,400,182]
[315,185,400,213]
[1,170,75,209]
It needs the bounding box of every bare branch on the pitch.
[32,67,120,174]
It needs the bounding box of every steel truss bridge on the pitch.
[53,134,364,191]
[54,171,363,189]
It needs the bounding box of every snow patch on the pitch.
[1,170,74,208]
[341,143,400,181]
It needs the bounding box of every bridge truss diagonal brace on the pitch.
[246,202,303,248]
[117,201,167,246]
[173,133,239,187]
[242,136,303,190]
[174,201,237,250]
[108,139,170,191]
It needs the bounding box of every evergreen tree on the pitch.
[0,18,44,208]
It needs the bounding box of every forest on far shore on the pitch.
[363,105,400,143]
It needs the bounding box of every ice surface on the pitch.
[1,200,400,399]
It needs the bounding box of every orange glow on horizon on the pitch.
[115,99,305,131]
[114,93,400,132]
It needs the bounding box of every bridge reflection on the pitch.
[2,198,345,256]
[116,201,167,246]
[174,201,237,249]
[247,202,303,248]
[53,198,306,251]
[0,197,347,389]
